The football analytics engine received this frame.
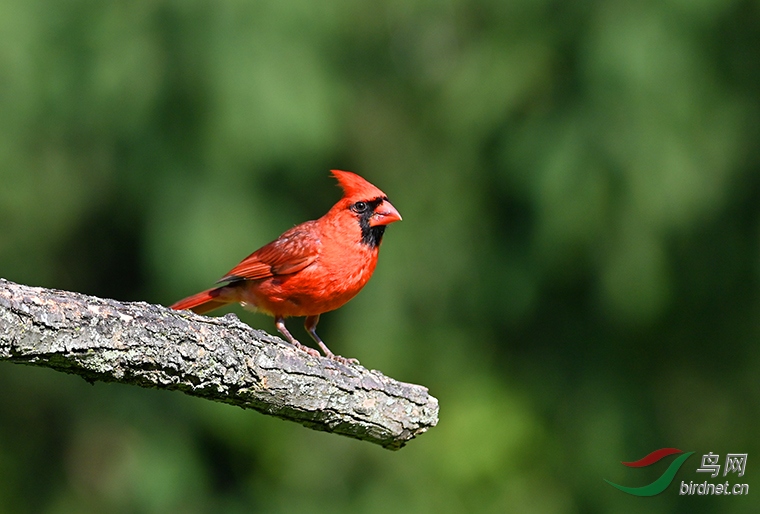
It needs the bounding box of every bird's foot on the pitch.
[275,317,321,358]
[303,316,360,365]
[329,354,361,366]
[317,342,359,365]
[289,339,320,358]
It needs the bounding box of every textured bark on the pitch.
[0,278,438,450]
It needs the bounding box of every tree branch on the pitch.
[0,278,438,450]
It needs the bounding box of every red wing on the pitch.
[218,223,321,282]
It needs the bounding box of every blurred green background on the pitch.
[1,0,758,512]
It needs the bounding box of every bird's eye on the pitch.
[351,201,368,213]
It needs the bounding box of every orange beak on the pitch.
[369,200,402,227]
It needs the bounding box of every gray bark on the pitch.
[0,278,438,450]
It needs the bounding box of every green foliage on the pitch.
[1,0,758,512]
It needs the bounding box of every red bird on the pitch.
[170,170,401,364]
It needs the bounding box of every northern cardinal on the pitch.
[170,170,401,364]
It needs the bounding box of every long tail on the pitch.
[170,286,232,314]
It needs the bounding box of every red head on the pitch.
[328,170,402,246]
[330,170,401,227]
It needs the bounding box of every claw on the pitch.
[289,339,320,358]
[330,354,360,365]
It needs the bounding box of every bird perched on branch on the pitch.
[170,170,402,364]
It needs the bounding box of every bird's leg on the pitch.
[275,316,319,357]
[304,315,360,365]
